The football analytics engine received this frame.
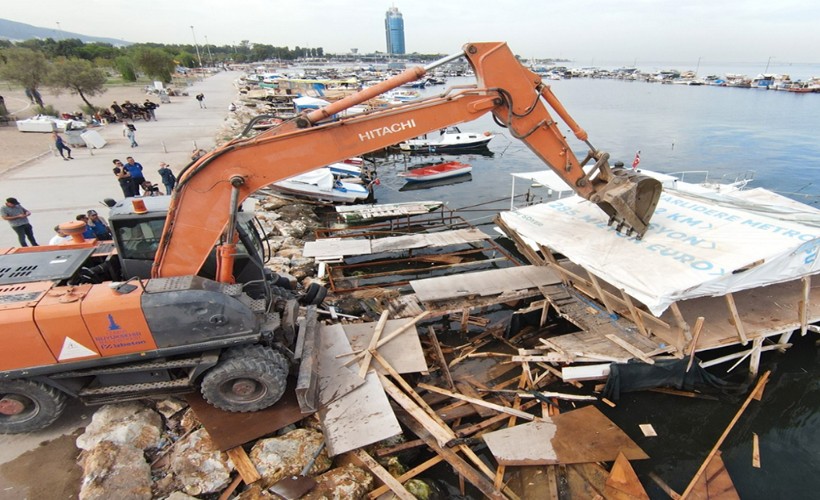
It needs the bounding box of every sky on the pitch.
[3,1,819,65]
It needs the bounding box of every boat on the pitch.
[396,127,494,153]
[399,174,472,192]
[270,167,373,204]
[398,161,472,183]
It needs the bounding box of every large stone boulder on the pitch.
[301,463,374,500]
[78,441,152,500]
[76,402,163,451]
[168,428,233,496]
[249,428,331,487]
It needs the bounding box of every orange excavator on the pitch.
[0,42,661,433]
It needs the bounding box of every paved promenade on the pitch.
[0,71,238,248]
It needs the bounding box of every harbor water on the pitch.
[363,76,819,498]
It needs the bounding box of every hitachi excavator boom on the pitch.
[154,42,661,280]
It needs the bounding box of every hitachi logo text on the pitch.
[358,119,416,141]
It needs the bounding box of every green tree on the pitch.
[114,55,137,82]
[133,47,175,82]
[47,58,107,110]
[175,51,196,68]
[0,47,49,106]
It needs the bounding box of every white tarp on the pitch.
[499,189,820,315]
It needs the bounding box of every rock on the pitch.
[301,464,374,500]
[289,257,316,280]
[154,397,187,420]
[169,428,233,496]
[250,428,331,487]
[78,441,152,500]
[162,493,200,500]
[76,402,163,451]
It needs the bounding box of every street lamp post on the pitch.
[190,25,203,68]
[205,35,214,66]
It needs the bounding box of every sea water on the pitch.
[367,77,819,498]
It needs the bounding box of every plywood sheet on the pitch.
[344,319,428,374]
[411,265,561,302]
[302,238,371,259]
[483,405,648,466]
[369,228,489,253]
[317,324,365,406]
[318,371,402,456]
[186,381,306,451]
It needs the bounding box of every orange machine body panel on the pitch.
[34,285,101,363]
[81,282,158,357]
[0,282,59,371]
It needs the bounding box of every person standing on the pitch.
[123,120,138,147]
[1,197,38,247]
[157,163,176,195]
[48,225,72,245]
[53,131,74,160]
[143,99,158,120]
[124,156,146,195]
[75,214,96,239]
[113,159,135,197]
[196,93,206,108]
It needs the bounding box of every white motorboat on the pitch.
[271,167,373,204]
[397,126,494,152]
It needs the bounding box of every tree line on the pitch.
[0,37,325,114]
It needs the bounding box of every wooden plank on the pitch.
[724,293,749,345]
[588,271,615,314]
[395,409,507,500]
[681,372,770,498]
[605,334,655,365]
[353,449,415,500]
[367,456,444,499]
[377,373,455,447]
[343,317,427,374]
[605,452,649,500]
[418,383,537,421]
[748,337,763,376]
[561,363,611,382]
[225,447,261,484]
[686,316,706,372]
[410,265,560,302]
[752,433,761,468]
[428,326,455,390]
[456,382,496,418]
[359,310,389,378]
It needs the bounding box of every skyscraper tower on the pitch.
[385,6,406,55]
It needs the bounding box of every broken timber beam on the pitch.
[620,289,649,337]
[605,334,655,364]
[352,449,415,500]
[358,310,389,378]
[427,326,456,390]
[418,383,537,421]
[225,447,261,485]
[685,316,706,372]
[724,293,749,345]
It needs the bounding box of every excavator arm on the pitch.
[152,42,661,280]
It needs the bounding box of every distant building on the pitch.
[384,6,406,55]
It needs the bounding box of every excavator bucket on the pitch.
[593,168,662,238]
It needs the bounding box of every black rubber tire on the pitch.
[220,344,281,364]
[200,353,288,412]
[299,283,327,306]
[0,380,67,434]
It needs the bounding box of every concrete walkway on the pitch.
[0,71,239,248]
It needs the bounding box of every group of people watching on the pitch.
[109,100,159,122]
[50,210,113,244]
[112,157,176,198]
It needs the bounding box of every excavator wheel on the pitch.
[0,380,67,434]
[299,283,328,306]
[200,352,288,412]
[220,344,284,365]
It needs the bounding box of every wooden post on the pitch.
[225,447,261,484]
[353,449,416,500]
[669,302,692,343]
[724,293,748,345]
[799,276,811,336]
[428,326,456,390]
[686,316,705,372]
[681,371,770,499]
[620,290,649,337]
[748,337,764,376]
